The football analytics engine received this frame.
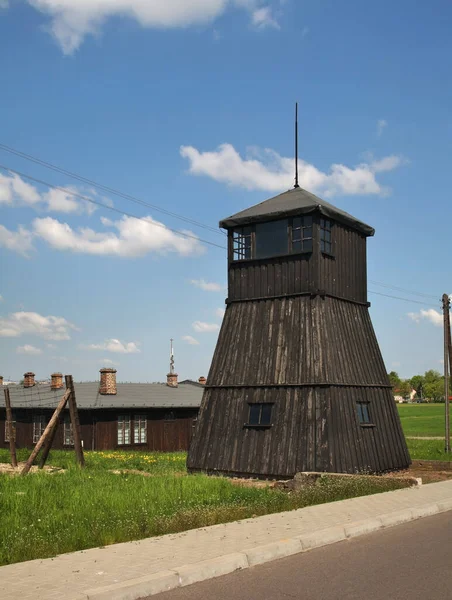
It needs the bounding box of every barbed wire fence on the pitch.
[3,375,85,474]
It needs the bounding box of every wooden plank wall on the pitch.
[227,219,367,304]
[319,223,367,303]
[209,296,389,386]
[188,294,410,477]
[0,408,198,452]
[188,386,410,477]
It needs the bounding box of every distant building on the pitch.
[0,370,205,452]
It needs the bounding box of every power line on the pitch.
[0,151,443,306]
[368,290,440,307]
[0,142,225,237]
[368,279,438,300]
[0,164,228,251]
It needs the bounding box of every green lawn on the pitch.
[397,403,448,437]
[0,449,409,566]
[405,439,452,461]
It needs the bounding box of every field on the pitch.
[0,448,409,567]
[397,403,447,438]
[0,404,450,567]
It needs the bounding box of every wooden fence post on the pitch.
[66,375,85,468]
[4,387,18,468]
[21,389,70,475]
[38,419,59,469]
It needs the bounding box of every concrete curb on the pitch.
[84,500,452,600]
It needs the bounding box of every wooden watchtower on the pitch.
[187,186,410,477]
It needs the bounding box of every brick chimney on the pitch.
[51,372,64,390]
[23,372,35,388]
[99,368,117,395]
[198,376,206,385]
[166,372,178,388]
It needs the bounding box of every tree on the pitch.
[398,380,412,398]
[388,371,401,390]
[410,375,425,395]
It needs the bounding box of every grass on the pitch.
[0,448,188,474]
[405,438,452,461]
[0,450,409,566]
[397,403,447,437]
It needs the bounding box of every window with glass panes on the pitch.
[33,414,47,443]
[320,218,332,253]
[117,415,131,445]
[247,403,273,427]
[255,219,289,258]
[291,216,313,253]
[63,414,74,446]
[232,226,252,260]
[356,402,372,425]
[4,416,16,442]
[134,414,147,444]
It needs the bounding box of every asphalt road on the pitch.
[149,512,452,600]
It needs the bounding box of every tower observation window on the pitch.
[233,226,252,260]
[292,216,313,252]
[255,219,288,259]
[320,218,332,254]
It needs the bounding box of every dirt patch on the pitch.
[0,462,64,475]
[394,466,452,484]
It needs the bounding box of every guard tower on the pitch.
[187,186,410,477]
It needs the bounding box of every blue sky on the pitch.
[0,0,451,382]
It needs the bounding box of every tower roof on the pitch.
[219,187,375,236]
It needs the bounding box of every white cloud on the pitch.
[407,309,443,327]
[0,224,34,257]
[252,6,279,29]
[190,278,224,292]
[24,0,281,54]
[99,358,119,366]
[0,172,99,214]
[180,143,406,197]
[182,335,200,345]
[47,343,57,349]
[377,119,387,137]
[16,344,43,355]
[192,321,220,333]
[0,1,9,9]
[33,215,204,257]
[86,339,141,354]
[215,307,226,318]
[0,294,3,302]
[0,311,77,340]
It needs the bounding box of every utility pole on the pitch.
[442,293,451,453]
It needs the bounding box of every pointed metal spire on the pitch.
[170,338,175,375]
[294,102,299,188]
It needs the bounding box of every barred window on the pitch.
[64,414,74,446]
[134,414,147,444]
[5,418,16,442]
[292,216,313,253]
[117,415,131,445]
[320,218,332,254]
[33,415,47,444]
[232,226,252,260]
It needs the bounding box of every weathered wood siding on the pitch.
[319,222,367,303]
[188,386,409,477]
[0,408,198,452]
[208,296,388,386]
[228,253,315,301]
[188,294,410,477]
[227,218,367,304]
